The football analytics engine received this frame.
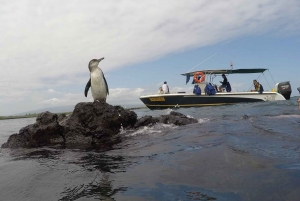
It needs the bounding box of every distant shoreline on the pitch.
[0,112,70,120]
[0,106,147,120]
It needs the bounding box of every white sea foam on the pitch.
[184,146,203,151]
[186,115,194,118]
[164,108,174,115]
[197,118,210,123]
[129,126,161,136]
[270,114,300,118]
[125,123,178,137]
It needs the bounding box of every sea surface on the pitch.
[1,97,300,201]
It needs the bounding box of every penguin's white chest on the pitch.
[90,68,107,100]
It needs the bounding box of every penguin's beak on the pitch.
[98,57,104,62]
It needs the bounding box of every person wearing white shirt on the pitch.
[162,81,170,94]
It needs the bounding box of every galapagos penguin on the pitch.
[84,57,109,101]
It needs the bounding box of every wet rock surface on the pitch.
[2,102,198,149]
[159,111,198,125]
[2,112,64,148]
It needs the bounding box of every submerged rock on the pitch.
[159,111,198,125]
[1,102,198,149]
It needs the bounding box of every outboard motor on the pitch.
[276,81,292,100]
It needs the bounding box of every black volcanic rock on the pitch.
[134,115,159,128]
[62,101,137,146]
[2,112,64,148]
[159,111,198,125]
[1,102,198,149]
[134,111,197,128]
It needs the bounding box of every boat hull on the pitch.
[140,92,286,110]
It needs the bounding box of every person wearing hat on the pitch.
[162,81,170,94]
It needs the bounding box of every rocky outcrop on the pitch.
[2,112,64,148]
[159,111,198,125]
[1,101,198,149]
[134,115,159,128]
[134,111,197,128]
[61,101,137,147]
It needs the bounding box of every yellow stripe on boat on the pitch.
[149,97,165,101]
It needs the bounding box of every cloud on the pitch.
[47,89,56,93]
[107,88,145,105]
[1,0,300,115]
[41,98,60,105]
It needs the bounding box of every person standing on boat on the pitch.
[218,74,228,92]
[251,80,264,94]
[162,81,170,94]
[193,85,201,95]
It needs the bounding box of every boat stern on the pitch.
[275,81,292,100]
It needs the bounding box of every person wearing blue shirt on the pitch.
[193,85,201,95]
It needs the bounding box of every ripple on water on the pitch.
[122,183,241,201]
[276,163,300,170]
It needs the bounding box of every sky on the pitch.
[1,0,300,116]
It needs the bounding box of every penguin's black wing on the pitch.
[84,78,91,97]
[103,74,109,95]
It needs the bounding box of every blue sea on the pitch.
[1,97,300,201]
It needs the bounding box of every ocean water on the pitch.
[1,97,300,201]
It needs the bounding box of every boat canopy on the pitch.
[182,68,268,84]
[181,68,267,76]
